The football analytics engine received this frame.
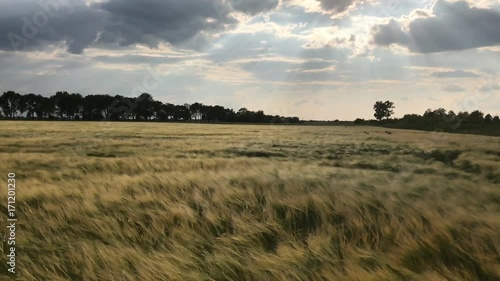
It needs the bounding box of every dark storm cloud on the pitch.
[0,0,280,54]
[0,0,103,54]
[95,0,236,50]
[316,0,355,13]
[371,0,500,53]
[431,70,480,78]
[371,19,409,46]
[231,0,279,15]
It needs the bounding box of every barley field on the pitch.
[0,121,499,281]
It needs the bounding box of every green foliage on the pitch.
[384,108,500,137]
[0,91,301,123]
[373,100,395,121]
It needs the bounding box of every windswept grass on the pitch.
[0,121,499,280]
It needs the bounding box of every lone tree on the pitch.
[373,101,395,121]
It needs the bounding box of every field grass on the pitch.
[0,121,499,281]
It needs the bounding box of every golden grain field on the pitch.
[0,121,499,281]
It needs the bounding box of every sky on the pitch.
[0,0,499,120]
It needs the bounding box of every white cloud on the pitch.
[1,0,500,119]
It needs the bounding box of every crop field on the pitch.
[0,121,499,281]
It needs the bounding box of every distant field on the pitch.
[0,121,499,281]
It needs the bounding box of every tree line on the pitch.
[0,91,301,124]
[363,100,500,136]
[1,92,498,136]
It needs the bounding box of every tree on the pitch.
[457,111,470,120]
[468,110,484,125]
[38,96,55,119]
[81,94,115,121]
[0,90,303,124]
[53,91,68,119]
[443,110,457,124]
[99,95,115,120]
[109,95,135,120]
[0,91,21,118]
[133,93,155,120]
[237,108,254,122]
[484,114,493,124]
[255,110,265,123]
[68,93,83,120]
[17,95,28,117]
[373,101,395,121]
[433,108,447,119]
[152,100,166,121]
[203,105,229,122]
[401,114,420,124]
[173,105,191,121]
[53,91,82,119]
[23,93,38,118]
[190,102,204,121]
[163,103,176,121]
[82,95,104,120]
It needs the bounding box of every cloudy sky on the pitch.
[1,0,499,120]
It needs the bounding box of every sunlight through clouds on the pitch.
[0,0,499,119]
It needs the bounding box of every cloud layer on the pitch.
[1,0,499,119]
[431,70,480,78]
[372,0,500,53]
[0,0,283,54]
